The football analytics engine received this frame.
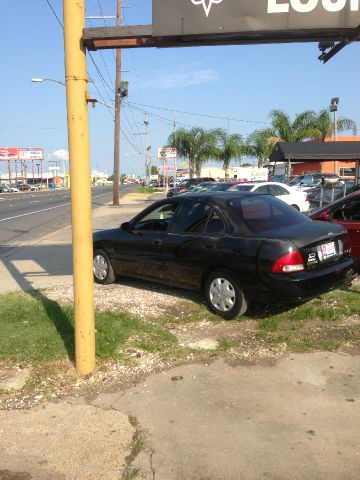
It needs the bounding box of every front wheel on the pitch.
[204,270,248,320]
[93,249,116,285]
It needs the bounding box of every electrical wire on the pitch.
[127,101,271,126]
[45,0,63,28]
[86,9,115,88]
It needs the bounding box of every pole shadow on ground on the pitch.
[0,244,75,361]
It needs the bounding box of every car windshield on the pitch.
[288,176,304,186]
[187,183,213,192]
[208,184,232,191]
[228,195,308,234]
[228,185,253,191]
[177,180,191,187]
[300,175,323,187]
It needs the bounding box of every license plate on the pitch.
[321,241,336,260]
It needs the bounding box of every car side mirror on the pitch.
[120,221,132,232]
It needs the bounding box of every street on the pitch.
[0,185,133,249]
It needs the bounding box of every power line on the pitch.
[127,101,270,126]
[45,0,63,28]
[88,52,114,103]
[86,9,115,88]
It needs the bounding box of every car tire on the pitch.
[291,204,300,211]
[204,270,248,320]
[93,249,116,285]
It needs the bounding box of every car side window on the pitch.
[332,200,360,222]
[205,210,226,234]
[133,202,178,232]
[269,185,288,196]
[173,201,212,233]
[255,185,270,194]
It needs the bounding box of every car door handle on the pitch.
[152,239,163,247]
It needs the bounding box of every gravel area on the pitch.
[45,278,202,318]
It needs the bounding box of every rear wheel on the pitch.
[204,270,248,320]
[93,249,116,285]
[291,204,300,211]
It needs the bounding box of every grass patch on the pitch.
[0,292,177,365]
[134,187,159,194]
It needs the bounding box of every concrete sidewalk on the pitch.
[1,352,360,479]
[0,194,159,294]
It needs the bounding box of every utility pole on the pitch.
[173,114,177,187]
[63,0,95,375]
[144,113,150,186]
[113,0,122,205]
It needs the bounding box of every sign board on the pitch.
[153,0,360,37]
[0,148,19,160]
[157,166,177,172]
[19,148,44,161]
[158,147,178,159]
[0,147,44,161]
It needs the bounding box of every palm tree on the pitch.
[269,109,319,142]
[212,128,244,179]
[246,128,277,168]
[167,127,217,177]
[309,109,357,141]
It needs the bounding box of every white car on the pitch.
[228,182,310,212]
[9,185,19,192]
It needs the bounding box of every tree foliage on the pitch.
[212,129,244,179]
[167,127,217,177]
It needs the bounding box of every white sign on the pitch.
[19,148,44,161]
[48,166,60,171]
[157,147,178,159]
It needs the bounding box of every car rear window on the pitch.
[228,195,308,233]
[229,185,253,191]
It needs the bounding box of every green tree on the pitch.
[269,109,320,142]
[212,129,244,179]
[151,165,158,175]
[309,109,357,141]
[167,127,217,177]
[246,128,277,168]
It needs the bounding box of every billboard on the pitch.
[153,0,360,37]
[19,148,44,161]
[158,147,178,159]
[0,148,19,160]
[0,147,44,161]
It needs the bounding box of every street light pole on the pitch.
[330,97,339,174]
[63,0,95,375]
[113,0,122,206]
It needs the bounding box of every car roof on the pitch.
[170,191,265,202]
[233,181,289,187]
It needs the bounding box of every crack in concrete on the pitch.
[149,449,156,480]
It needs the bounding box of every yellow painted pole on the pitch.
[63,0,95,374]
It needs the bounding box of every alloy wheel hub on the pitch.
[209,277,236,312]
[93,255,108,280]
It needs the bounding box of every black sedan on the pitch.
[93,192,355,319]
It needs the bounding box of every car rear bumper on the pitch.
[247,257,356,304]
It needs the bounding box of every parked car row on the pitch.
[93,190,357,320]
[167,179,310,212]
[0,183,42,193]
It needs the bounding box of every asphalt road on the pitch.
[0,185,133,248]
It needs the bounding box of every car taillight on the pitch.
[272,250,305,274]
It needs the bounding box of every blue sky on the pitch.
[0,0,359,176]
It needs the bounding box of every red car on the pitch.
[309,191,360,268]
